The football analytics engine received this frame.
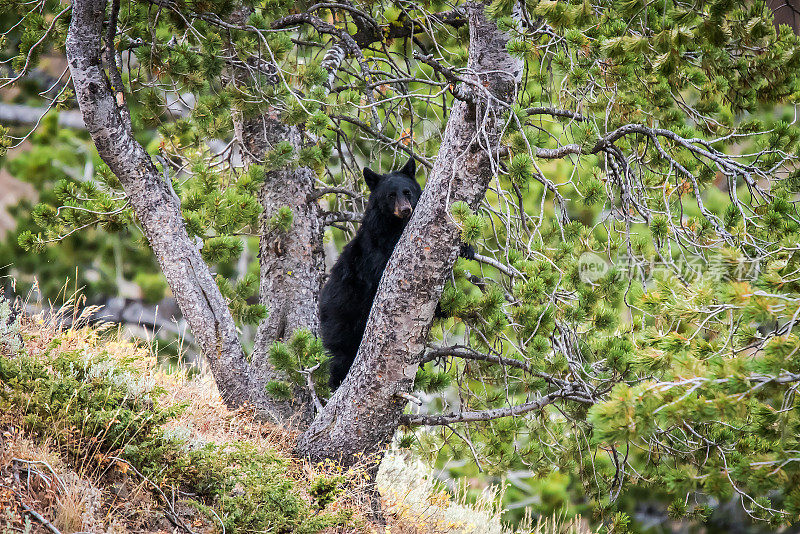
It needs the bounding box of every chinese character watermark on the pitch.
[578,251,760,285]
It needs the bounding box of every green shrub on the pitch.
[0,334,353,533]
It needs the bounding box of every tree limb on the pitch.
[525,106,587,122]
[308,187,362,201]
[323,210,362,225]
[471,252,521,278]
[19,502,62,534]
[400,387,593,426]
[422,344,569,387]
[413,52,477,103]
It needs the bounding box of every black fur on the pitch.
[320,157,422,389]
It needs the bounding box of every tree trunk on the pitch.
[65,0,304,424]
[234,111,326,426]
[296,2,523,465]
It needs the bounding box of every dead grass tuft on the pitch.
[0,431,124,534]
[156,369,297,455]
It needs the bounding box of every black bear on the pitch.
[319,157,421,390]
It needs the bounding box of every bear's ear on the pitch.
[363,167,382,191]
[400,156,416,179]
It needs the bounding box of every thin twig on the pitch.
[20,503,62,534]
[400,387,593,426]
[396,391,423,405]
[108,456,197,534]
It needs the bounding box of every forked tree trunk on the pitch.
[66,0,309,424]
[296,3,523,465]
[69,0,521,462]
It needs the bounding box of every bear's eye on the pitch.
[403,189,411,197]
[388,192,396,199]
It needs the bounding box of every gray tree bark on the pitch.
[296,2,523,465]
[234,110,326,426]
[65,0,303,424]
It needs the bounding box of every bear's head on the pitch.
[363,157,422,221]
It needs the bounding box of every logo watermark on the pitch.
[577,252,760,285]
[579,252,610,283]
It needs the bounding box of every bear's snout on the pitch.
[394,198,413,219]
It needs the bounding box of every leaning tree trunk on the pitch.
[66,0,307,424]
[296,2,523,465]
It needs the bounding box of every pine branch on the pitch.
[400,387,593,426]
[422,344,569,387]
[330,114,434,168]
[272,13,383,130]
[0,6,71,90]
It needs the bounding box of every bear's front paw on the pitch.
[459,243,476,260]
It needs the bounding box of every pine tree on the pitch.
[2,0,800,525]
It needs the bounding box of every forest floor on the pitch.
[0,302,589,534]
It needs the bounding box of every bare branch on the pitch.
[308,187,362,201]
[331,114,434,168]
[396,391,423,405]
[19,502,62,534]
[422,344,569,387]
[471,252,520,278]
[413,52,477,103]
[526,106,587,122]
[323,210,362,225]
[400,387,593,426]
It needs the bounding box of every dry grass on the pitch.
[17,289,298,457]
[377,450,505,534]
[517,511,593,534]
[1,303,217,533]
[1,301,375,532]
[156,368,297,455]
[0,431,134,534]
